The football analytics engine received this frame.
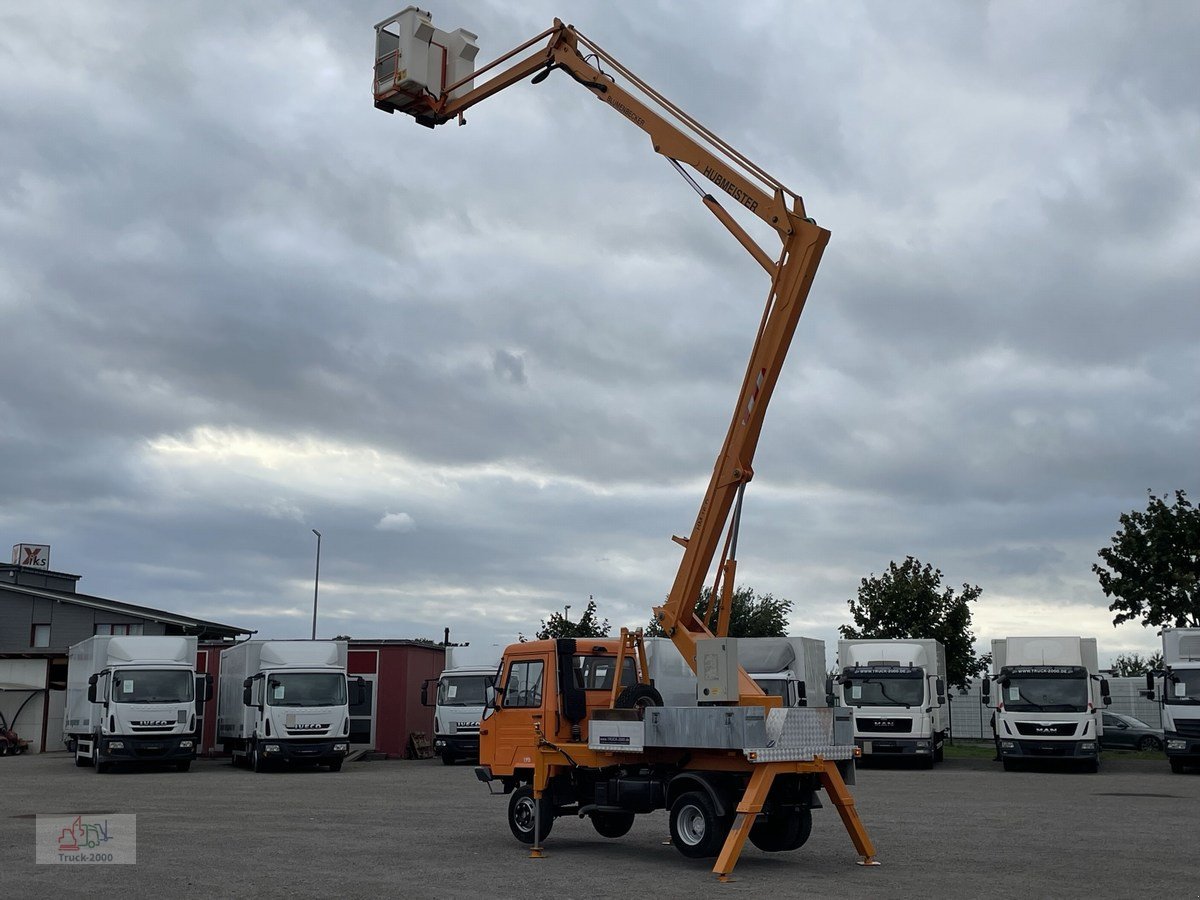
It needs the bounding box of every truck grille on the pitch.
[286,724,331,736]
[1173,720,1200,738]
[131,724,176,734]
[859,718,912,734]
[1015,722,1076,737]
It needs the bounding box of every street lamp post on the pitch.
[311,529,322,640]
[564,604,571,622]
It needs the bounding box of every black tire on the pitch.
[1001,758,1014,772]
[749,807,813,852]
[251,742,267,773]
[669,790,727,859]
[1085,758,1100,774]
[614,684,664,712]
[934,740,945,763]
[1169,758,1186,774]
[508,786,553,844]
[591,811,635,838]
[175,760,191,772]
[1137,736,1162,752]
[328,759,343,772]
[440,751,456,766]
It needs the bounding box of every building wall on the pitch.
[0,589,163,654]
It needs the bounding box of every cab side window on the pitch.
[505,660,544,708]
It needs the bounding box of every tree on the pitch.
[1109,651,1164,677]
[1094,489,1200,629]
[646,586,792,638]
[840,556,987,691]
[535,599,611,640]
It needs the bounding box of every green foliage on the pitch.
[1109,651,1165,677]
[647,586,792,638]
[1094,490,1200,629]
[840,556,987,691]
[535,599,611,640]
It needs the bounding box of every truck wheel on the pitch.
[440,751,456,766]
[508,786,553,844]
[591,811,635,838]
[175,760,192,772]
[749,807,812,852]
[934,741,945,763]
[1001,758,1014,772]
[1169,758,1186,774]
[93,749,109,775]
[669,791,726,859]
[614,684,664,711]
[251,743,267,773]
[328,759,343,772]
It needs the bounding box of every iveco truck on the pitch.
[218,640,362,772]
[836,639,948,766]
[1144,626,1200,773]
[422,643,501,765]
[65,635,209,773]
[984,636,1110,772]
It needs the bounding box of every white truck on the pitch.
[421,643,501,765]
[217,640,362,772]
[836,639,948,767]
[643,636,828,708]
[984,636,1110,772]
[1144,626,1200,774]
[65,635,209,773]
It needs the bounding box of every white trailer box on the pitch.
[836,638,949,766]
[988,636,1109,772]
[64,635,203,772]
[217,640,354,772]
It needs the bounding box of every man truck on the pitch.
[1143,626,1200,773]
[422,643,501,765]
[65,635,209,773]
[984,635,1110,772]
[836,639,947,767]
[217,640,362,772]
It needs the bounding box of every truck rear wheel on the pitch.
[749,807,812,852]
[591,810,635,838]
[508,786,553,844]
[669,791,726,859]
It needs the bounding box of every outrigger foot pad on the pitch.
[856,856,881,867]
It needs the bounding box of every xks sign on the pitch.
[12,544,51,569]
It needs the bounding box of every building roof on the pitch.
[0,578,252,641]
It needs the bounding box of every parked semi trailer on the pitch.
[65,635,209,772]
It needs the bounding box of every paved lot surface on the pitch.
[2,751,1196,899]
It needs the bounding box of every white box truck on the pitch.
[984,636,1110,772]
[1144,626,1200,773]
[217,640,362,772]
[836,639,948,767]
[421,643,501,765]
[643,636,828,708]
[65,635,209,773]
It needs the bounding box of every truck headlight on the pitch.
[1080,742,1096,751]
[263,743,281,754]
[107,741,124,750]
[179,740,194,749]
[1167,739,1187,751]
[334,743,349,752]
[1000,740,1015,749]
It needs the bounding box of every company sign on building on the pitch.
[12,544,51,569]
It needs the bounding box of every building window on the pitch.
[95,623,144,636]
[32,624,51,648]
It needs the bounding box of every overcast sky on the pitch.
[2,1,1196,668]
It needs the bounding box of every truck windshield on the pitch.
[266,673,347,707]
[843,667,923,708]
[112,669,193,704]
[439,674,493,706]
[1166,669,1200,704]
[1001,674,1088,712]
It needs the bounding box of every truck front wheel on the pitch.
[251,742,268,773]
[1169,758,1186,774]
[669,791,727,859]
[508,786,553,844]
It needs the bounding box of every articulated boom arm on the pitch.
[375,18,831,703]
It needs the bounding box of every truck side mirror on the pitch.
[981,677,990,704]
[1145,672,1154,691]
[935,677,946,705]
[354,677,367,707]
[242,677,253,707]
[87,675,98,705]
[824,677,835,707]
[420,678,435,708]
[1100,677,1111,706]
[796,681,807,707]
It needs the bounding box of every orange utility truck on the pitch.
[373,8,878,879]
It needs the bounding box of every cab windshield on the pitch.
[112,669,193,704]
[1165,669,1200,704]
[843,667,923,708]
[1001,672,1088,712]
[266,673,347,707]
[438,674,493,706]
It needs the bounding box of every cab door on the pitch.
[482,651,552,775]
